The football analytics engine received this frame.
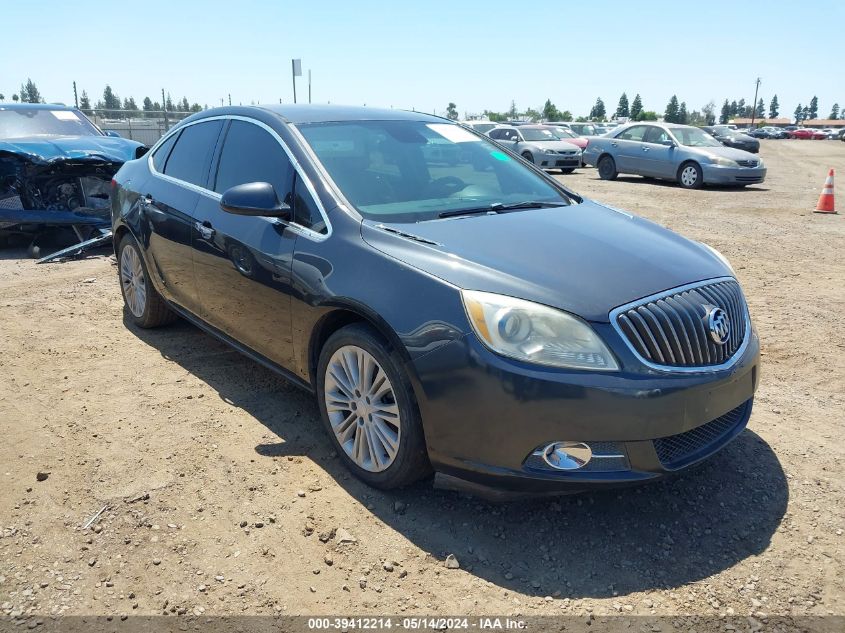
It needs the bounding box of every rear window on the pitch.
[163,120,224,187]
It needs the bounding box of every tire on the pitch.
[117,233,176,328]
[560,168,575,174]
[677,161,704,189]
[597,155,618,180]
[521,151,534,164]
[316,323,431,489]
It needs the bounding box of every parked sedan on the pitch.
[111,105,759,498]
[583,122,766,188]
[701,126,760,153]
[787,128,826,140]
[744,127,770,139]
[488,125,582,173]
[760,126,789,139]
[546,126,590,151]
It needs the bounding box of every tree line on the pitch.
[451,91,842,126]
[3,78,206,117]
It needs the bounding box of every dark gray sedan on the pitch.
[583,123,767,189]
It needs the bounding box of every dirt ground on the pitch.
[1,140,844,625]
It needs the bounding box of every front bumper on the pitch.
[538,151,582,169]
[411,325,760,495]
[702,165,767,185]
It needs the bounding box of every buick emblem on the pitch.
[705,306,731,345]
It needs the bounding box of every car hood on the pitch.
[525,140,581,151]
[0,135,142,164]
[360,199,730,322]
[690,144,760,160]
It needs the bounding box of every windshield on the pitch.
[467,122,496,133]
[297,120,569,223]
[520,128,560,141]
[550,127,576,138]
[574,124,597,135]
[672,127,724,147]
[0,107,102,139]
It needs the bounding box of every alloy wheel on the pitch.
[323,345,401,472]
[120,244,147,318]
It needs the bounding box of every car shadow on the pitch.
[127,315,788,600]
[589,175,769,192]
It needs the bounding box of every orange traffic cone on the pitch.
[814,168,836,214]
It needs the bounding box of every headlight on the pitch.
[708,156,739,168]
[461,290,619,371]
[699,242,735,274]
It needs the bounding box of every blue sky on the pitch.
[2,0,844,119]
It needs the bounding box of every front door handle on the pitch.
[642,147,650,152]
[611,142,618,147]
[195,220,215,240]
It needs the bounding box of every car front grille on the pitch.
[613,279,748,368]
[653,400,751,468]
[736,159,759,167]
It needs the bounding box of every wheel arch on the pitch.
[307,301,415,390]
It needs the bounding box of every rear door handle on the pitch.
[642,147,650,152]
[611,142,618,147]
[195,220,215,240]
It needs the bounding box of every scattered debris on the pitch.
[124,492,150,504]
[336,528,357,544]
[444,554,460,569]
[35,471,49,482]
[82,504,108,530]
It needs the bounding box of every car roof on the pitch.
[181,104,447,126]
[0,102,75,111]
[259,104,444,124]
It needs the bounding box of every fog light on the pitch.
[540,441,592,470]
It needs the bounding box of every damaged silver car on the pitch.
[0,103,145,259]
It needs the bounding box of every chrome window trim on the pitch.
[146,114,332,242]
[608,276,752,374]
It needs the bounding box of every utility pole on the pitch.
[751,77,761,127]
[291,59,302,104]
[308,70,312,104]
[228,94,232,106]
[162,88,169,131]
[73,81,78,109]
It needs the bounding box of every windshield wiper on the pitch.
[437,200,566,219]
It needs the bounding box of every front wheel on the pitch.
[677,162,703,189]
[521,151,535,164]
[316,324,431,489]
[597,155,618,180]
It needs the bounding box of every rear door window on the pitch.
[163,120,224,187]
[616,126,648,142]
[214,120,294,202]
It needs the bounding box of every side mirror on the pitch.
[220,182,291,219]
[660,139,676,147]
[104,130,121,138]
[134,145,150,159]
